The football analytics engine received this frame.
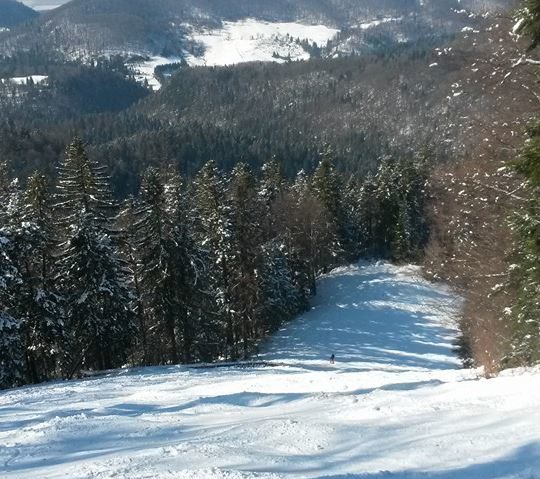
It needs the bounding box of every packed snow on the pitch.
[185,19,339,67]
[1,262,539,479]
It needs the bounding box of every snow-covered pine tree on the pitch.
[0,179,24,388]
[509,121,540,364]
[118,196,148,364]
[518,0,540,50]
[163,167,202,363]
[255,240,302,337]
[13,173,63,383]
[55,137,114,227]
[356,172,380,257]
[136,167,200,364]
[285,169,336,295]
[55,138,135,377]
[357,156,428,261]
[259,159,286,242]
[311,153,345,268]
[193,161,236,359]
[228,162,263,357]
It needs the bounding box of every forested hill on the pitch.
[0,0,37,28]
[0,12,532,198]
[0,0,512,57]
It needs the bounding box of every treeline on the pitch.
[0,139,428,389]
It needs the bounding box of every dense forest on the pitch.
[0,0,37,28]
[0,139,428,387]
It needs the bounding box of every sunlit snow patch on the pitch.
[130,56,183,91]
[1,75,48,85]
[185,19,339,67]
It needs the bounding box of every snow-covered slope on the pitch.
[1,262,539,479]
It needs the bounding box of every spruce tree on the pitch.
[194,161,236,358]
[509,121,540,364]
[0,214,24,388]
[118,196,148,364]
[55,138,135,377]
[15,173,63,383]
[229,163,262,357]
[311,153,345,268]
[136,167,200,364]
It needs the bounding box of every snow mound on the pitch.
[1,262,539,479]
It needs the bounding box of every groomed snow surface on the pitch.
[1,262,539,479]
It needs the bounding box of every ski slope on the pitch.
[1,262,539,479]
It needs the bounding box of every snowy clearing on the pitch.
[1,262,539,479]
[0,75,48,86]
[185,19,339,67]
[130,56,183,91]
[132,20,339,89]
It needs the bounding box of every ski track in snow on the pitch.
[1,262,539,479]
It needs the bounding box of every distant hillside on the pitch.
[0,0,513,58]
[0,0,37,28]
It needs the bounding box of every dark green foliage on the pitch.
[135,167,201,364]
[55,139,135,376]
[508,121,540,365]
[518,0,540,50]
[355,156,429,261]
[0,137,429,388]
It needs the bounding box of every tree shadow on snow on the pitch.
[259,265,461,371]
[310,441,540,479]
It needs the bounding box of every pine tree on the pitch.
[259,159,286,242]
[55,139,135,377]
[55,137,114,227]
[136,167,200,364]
[286,170,336,295]
[15,173,63,383]
[229,163,262,357]
[256,241,302,336]
[163,167,201,363]
[118,196,148,364]
[509,121,540,364]
[0,180,24,388]
[311,152,345,267]
[194,161,236,359]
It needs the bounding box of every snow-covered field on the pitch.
[1,262,539,479]
[130,57,183,91]
[132,20,338,89]
[0,75,48,86]
[185,19,339,67]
